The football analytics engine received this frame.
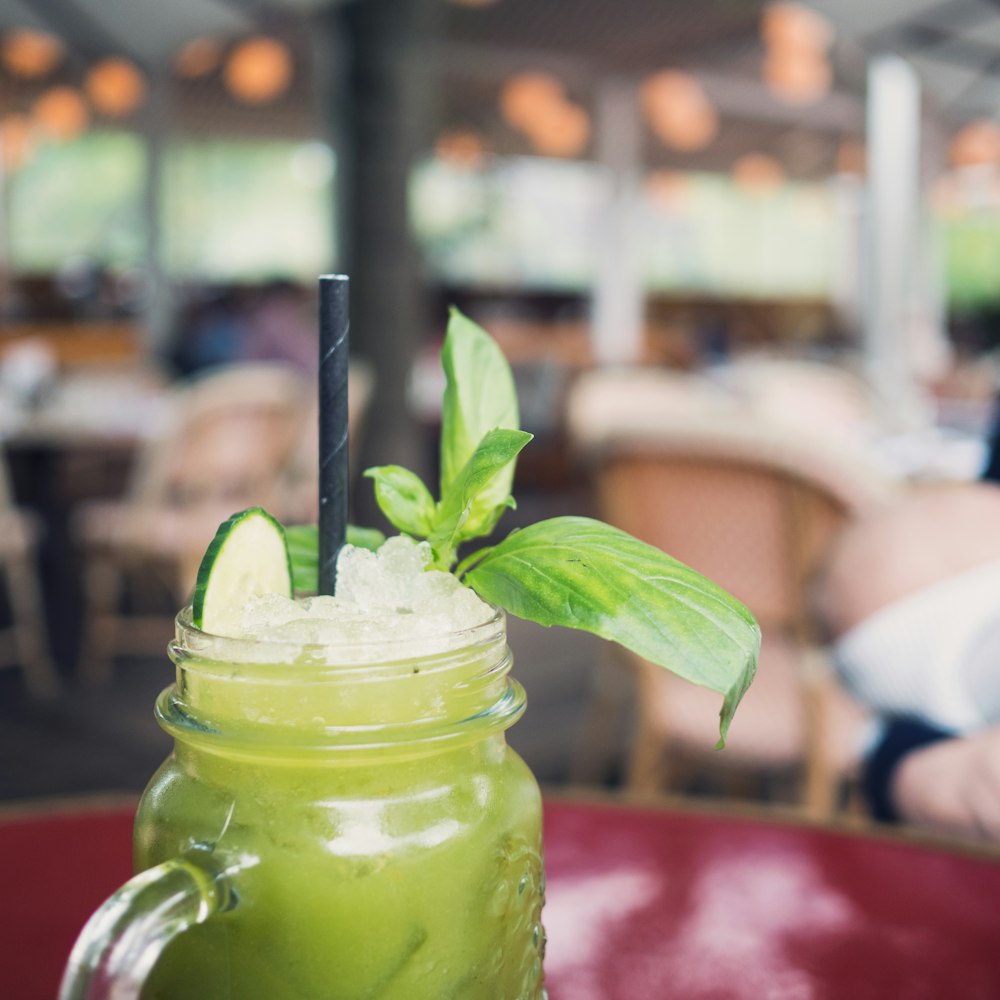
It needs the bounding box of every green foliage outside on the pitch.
[7,132,146,270]
[940,211,1000,308]
[9,131,1000,309]
[6,132,334,281]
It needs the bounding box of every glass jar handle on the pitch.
[59,849,235,1000]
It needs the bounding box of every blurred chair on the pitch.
[0,454,58,697]
[567,368,899,816]
[711,357,881,444]
[567,366,737,434]
[74,363,310,683]
[278,358,376,523]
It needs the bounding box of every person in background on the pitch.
[241,280,318,375]
[815,483,1000,842]
[981,403,1000,483]
[170,286,249,375]
[170,280,318,376]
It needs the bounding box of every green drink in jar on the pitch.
[138,536,544,999]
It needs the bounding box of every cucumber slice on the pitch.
[192,507,293,632]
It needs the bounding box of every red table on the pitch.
[3,795,1000,999]
[543,796,1000,999]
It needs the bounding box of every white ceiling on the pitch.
[814,0,1000,120]
[0,0,353,71]
[4,0,1000,129]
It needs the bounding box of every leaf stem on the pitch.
[455,544,494,580]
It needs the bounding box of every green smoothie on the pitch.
[135,538,546,1000]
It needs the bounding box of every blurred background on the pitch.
[2,0,1000,821]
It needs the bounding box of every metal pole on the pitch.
[592,77,644,366]
[0,137,11,315]
[333,0,440,525]
[863,53,925,426]
[141,69,172,354]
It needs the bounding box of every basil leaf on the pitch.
[285,524,318,593]
[440,308,520,535]
[364,465,436,537]
[428,428,532,564]
[285,523,385,594]
[464,516,760,748]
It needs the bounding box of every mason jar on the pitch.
[60,607,546,1000]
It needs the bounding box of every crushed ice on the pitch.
[226,536,493,656]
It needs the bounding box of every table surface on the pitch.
[3,795,999,1000]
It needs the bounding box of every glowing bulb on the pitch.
[500,72,566,135]
[1,28,63,78]
[175,37,222,79]
[525,102,590,158]
[950,120,1000,168]
[642,71,718,152]
[86,57,146,117]
[761,3,832,53]
[763,48,831,105]
[33,87,89,141]
[224,37,293,104]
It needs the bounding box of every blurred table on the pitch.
[3,795,1000,1000]
[0,371,169,671]
[543,796,1000,999]
[0,369,168,450]
[0,322,142,369]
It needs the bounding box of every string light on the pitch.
[760,3,831,52]
[86,57,146,117]
[1,28,63,78]
[949,119,1000,168]
[762,48,831,105]
[175,37,221,79]
[498,71,590,158]
[525,102,590,158]
[33,87,89,141]
[224,37,293,104]
[760,2,833,106]
[500,72,565,133]
[641,70,718,152]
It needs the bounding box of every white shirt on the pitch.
[834,559,1000,733]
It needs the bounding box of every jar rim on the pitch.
[171,604,506,677]
[160,605,521,756]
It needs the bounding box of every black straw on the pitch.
[318,274,350,595]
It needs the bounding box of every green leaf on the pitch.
[464,516,760,748]
[285,524,319,593]
[428,428,533,565]
[440,308,520,536]
[363,465,436,537]
[285,523,385,594]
